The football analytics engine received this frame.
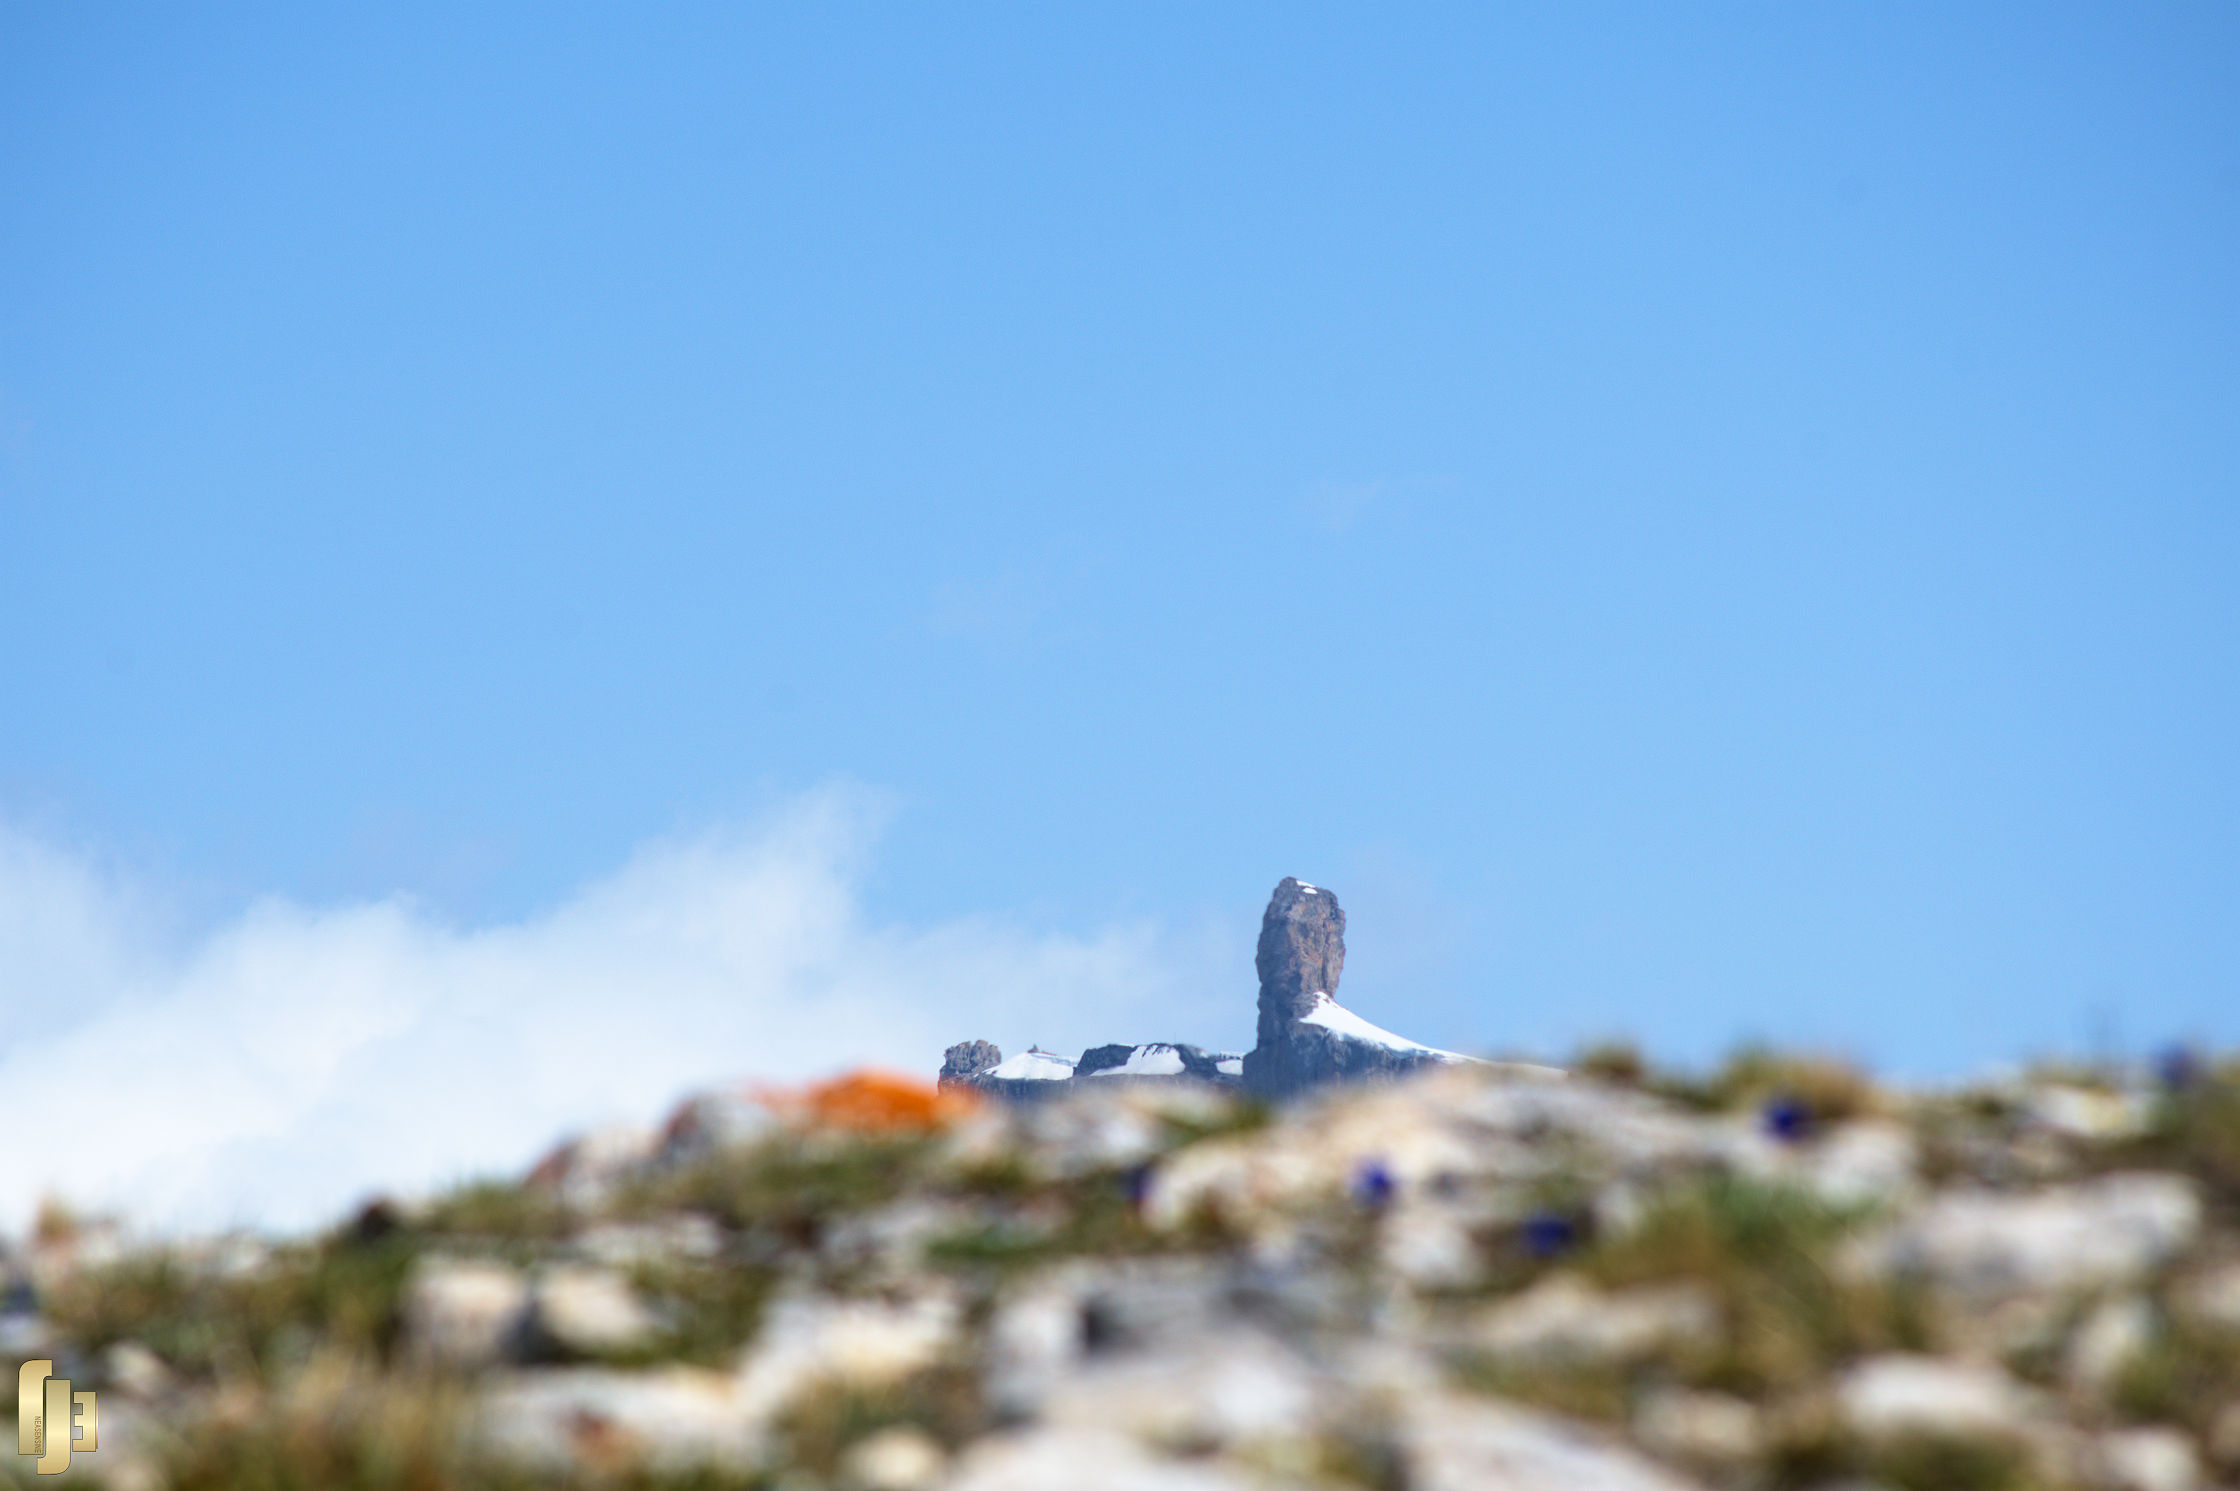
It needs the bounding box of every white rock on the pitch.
[733,1289,960,1421]
[1403,1394,1713,1491]
[1855,1173,2200,1299]
[404,1258,530,1368]
[477,1365,756,1470]
[1015,1088,1169,1178]
[574,1214,724,1269]
[984,1272,1091,1413]
[477,1288,959,1474]
[1836,1355,2038,1444]
[1035,1328,1325,1451]
[2100,1426,2202,1491]
[1632,1388,1763,1467]
[2066,1294,2156,1390]
[1804,1121,1921,1207]
[841,1425,947,1490]
[534,1266,661,1357]
[1381,1198,1485,1289]
[63,1398,166,1491]
[822,1197,978,1279]
[942,1427,1262,1490]
[1472,1274,1719,1367]
[102,1340,174,1399]
[528,1124,661,1208]
[1145,1066,1598,1234]
[657,1089,779,1160]
[2026,1085,2158,1142]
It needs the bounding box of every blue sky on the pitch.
[2,5,2236,1221]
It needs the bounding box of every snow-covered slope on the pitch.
[988,1049,1075,1081]
[1297,992,1469,1062]
[1084,1043,1188,1077]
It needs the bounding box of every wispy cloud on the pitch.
[0,787,1228,1236]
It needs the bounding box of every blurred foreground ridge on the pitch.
[8,895,2240,1488]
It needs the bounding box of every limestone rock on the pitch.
[1632,1388,1764,1469]
[1402,1394,1714,1491]
[841,1425,947,1490]
[476,1365,757,1472]
[1034,1326,1327,1452]
[1853,1172,2201,1300]
[2066,1293,2156,1391]
[1836,1355,2040,1444]
[2098,1426,2202,1491]
[732,1287,961,1422]
[404,1257,531,1369]
[944,1427,1264,1491]
[531,1265,662,1358]
[1470,1274,1720,1368]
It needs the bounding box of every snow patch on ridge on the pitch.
[1087,1043,1187,1077]
[989,1050,1076,1081]
[1299,992,1469,1062]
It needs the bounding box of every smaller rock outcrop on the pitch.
[951,1046,1081,1102]
[939,1041,1003,1093]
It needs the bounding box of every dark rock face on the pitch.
[1074,1043,1144,1077]
[1241,878,1452,1100]
[1252,878,1347,1047]
[939,1040,1003,1093]
[1077,1042,1241,1085]
[1246,1018,1448,1099]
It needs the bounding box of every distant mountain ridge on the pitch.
[940,877,1474,1102]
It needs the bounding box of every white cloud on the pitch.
[0,787,1235,1237]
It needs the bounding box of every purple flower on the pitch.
[1763,1094,1812,1143]
[2156,1045,2202,1090]
[1522,1211,1577,1258]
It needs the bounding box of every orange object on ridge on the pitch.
[776,1068,980,1131]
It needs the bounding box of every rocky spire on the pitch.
[1252,877,1346,1049]
[1244,876,1459,1099]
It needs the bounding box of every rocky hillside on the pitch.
[9,1047,2240,1490]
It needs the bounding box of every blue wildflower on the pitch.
[1521,1211,1576,1258]
[1763,1094,1812,1143]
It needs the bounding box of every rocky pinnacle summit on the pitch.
[1241,877,1467,1099]
[944,877,1473,1102]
